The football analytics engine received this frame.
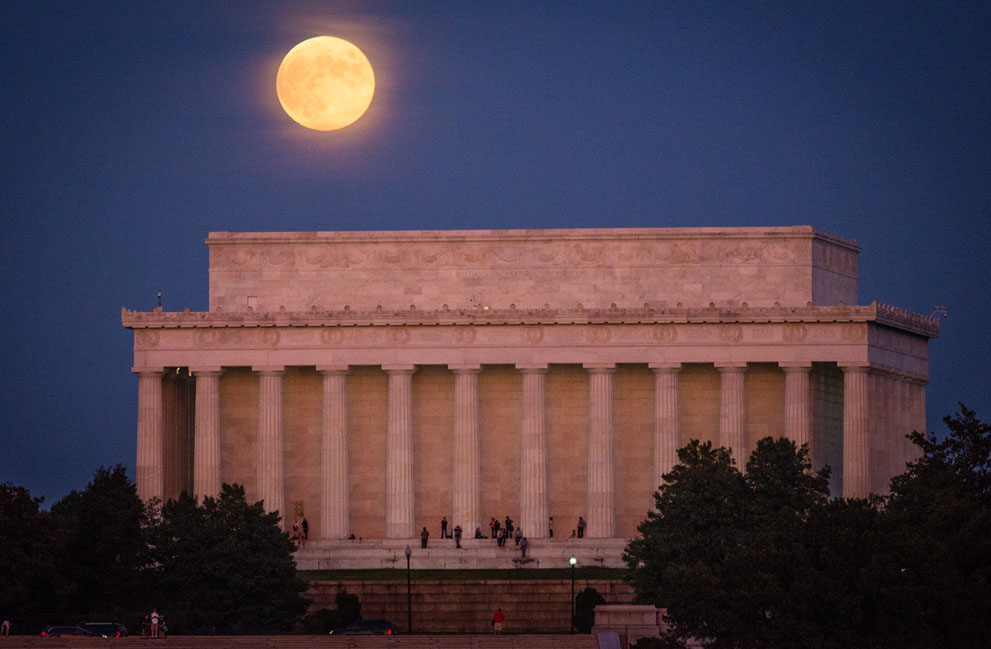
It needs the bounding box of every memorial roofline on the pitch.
[122,300,938,338]
[205,225,860,252]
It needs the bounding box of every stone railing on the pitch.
[122,300,933,331]
[874,302,941,338]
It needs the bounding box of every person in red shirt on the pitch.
[492,608,505,634]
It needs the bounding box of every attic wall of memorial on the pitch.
[205,227,860,313]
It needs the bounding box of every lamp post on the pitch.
[405,545,412,634]
[569,556,577,633]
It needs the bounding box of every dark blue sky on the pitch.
[2,1,988,505]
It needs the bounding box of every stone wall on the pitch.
[206,227,860,314]
[306,578,636,633]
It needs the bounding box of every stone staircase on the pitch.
[294,537,629,570]
[0,636,599,649]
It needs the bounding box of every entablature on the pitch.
[121,300,939,337]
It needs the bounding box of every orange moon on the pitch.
[276,36,375,131]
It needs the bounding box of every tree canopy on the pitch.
[150,483,309,634]
[0,469,308,635]
[625,407,991,649]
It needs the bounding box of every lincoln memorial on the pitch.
[122,227,938,567]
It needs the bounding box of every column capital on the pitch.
[779,362,812,373]
[317,364,349,375]
[715,362,747,372]
[649,362,681,372]
[449,364,482,374]
[516,363,549,374]
[382,364,416,374]
[839,363,870,373]
[583,362,616,373]
[252,365,285,375]
[132,367,164,376]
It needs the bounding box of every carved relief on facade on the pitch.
[386,328,411,345]
[321,329,344,347]
[841,325,867,342]
[521,325,544,344]
[587,326,612,343]
[193,329,220,348]
[135,330,160,348]
[651,325,678,343]
[781,324,808,342]
[454,327,477,344]
[717,325,744,342]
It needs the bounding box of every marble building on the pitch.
[122,227,937,563]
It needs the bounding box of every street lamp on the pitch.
[569,556,577,633]
[405,545,412,634]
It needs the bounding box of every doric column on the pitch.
[451,365,482,538]
[781,363,813,454]
[318,366,349,540]
[518,364,549,539]
[716,363,748,465]
[650,363,681,489]
[841,364,870,498]
[192,368,222,500]
[255,367,285,518]
[585,363,616,538]
[135,368,164,502]
[385,365,416,539]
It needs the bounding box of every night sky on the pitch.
[2,1,988,506]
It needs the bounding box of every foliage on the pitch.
[573,586,606,633]
[150,483,309,634]
[626,408,991,649]
[49,465,151,625]
[631,637,674,649]
[882,405,991,649]
[301,590,362,634]
[0,483,60,632]
[334,588,361,626]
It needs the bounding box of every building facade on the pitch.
[123,227,937,550]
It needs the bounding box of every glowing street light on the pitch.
[569,556,578,633]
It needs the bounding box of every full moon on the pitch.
[276,36,375,131]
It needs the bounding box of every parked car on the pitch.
[81,622,128,638]
[40,625,97,638]
[329,619,399,635]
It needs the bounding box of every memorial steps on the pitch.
[293,537,630,570]
[0,636,599,649]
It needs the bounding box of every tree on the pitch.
[49,465,151,624]
[573,586,606,633]
[624,437,832,649]
[625,410,991,649]
[882,405,991,649]
[0,483,60,632]
[150,484,309,634]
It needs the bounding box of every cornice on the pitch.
[122,300,938,338]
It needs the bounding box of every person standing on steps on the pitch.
[492,608,505,634]
[453,524,463,549]
[441,516,449,539]
[577,516,586,538]
[420,526,430,549]
[520,536,529,558]
[150,609,161,639]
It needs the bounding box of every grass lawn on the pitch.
[300,567,629,581]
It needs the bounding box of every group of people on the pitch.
[291,518,309,547]
[418,514,587,555]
